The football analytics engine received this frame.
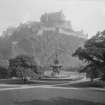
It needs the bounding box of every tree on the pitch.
[72,30,105,81]
[0,66,8,79]
[8,55,40,81]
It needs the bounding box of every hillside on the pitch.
[0,11,87,67]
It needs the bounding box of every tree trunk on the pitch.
[90,76,94,82]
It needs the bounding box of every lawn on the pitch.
[0,79,32,84]
[0,85,20,89]
[0,79,70,85]
[57,80,105,88]
[15,97,104,105]
[0,78,105,105]
[0,87,105,105]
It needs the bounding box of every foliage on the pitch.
[72,30,105,81]
[0,66,9,79]
[8,55,39,80]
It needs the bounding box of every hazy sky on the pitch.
[0,0,105,37]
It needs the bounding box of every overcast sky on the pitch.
[0,0,105,37]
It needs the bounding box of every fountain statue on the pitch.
[50,53,62,77]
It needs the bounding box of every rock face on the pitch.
[0,11,87,67]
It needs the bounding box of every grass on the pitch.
[0,79,70,85]
[58,81,105,88]
[0,85,105,104]
[0,79,34,84]
[15,97,105,105]
[0,85,20,89]
[30,80,69,85]
[0,79,45,85]
[40,77,83,81]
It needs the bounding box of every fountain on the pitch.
[50,53,62,77]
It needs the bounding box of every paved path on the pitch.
[0,83,105,91]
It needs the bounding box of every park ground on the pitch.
[0,78,105,105]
